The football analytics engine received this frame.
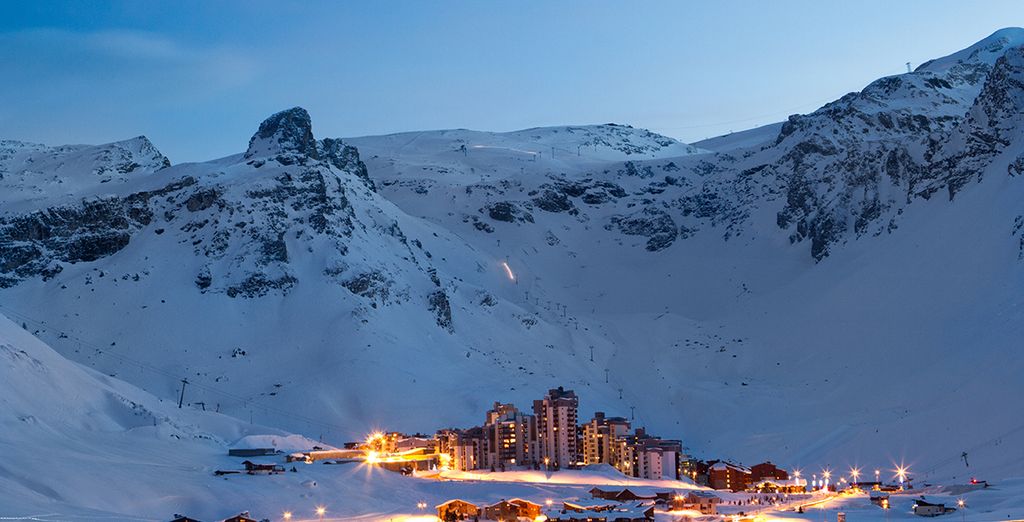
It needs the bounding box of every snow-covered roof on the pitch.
[710,461,751,473]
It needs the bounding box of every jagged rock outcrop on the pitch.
[244,107,320,165]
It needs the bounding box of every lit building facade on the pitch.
[582,411,631,467]
[533,386,579,468]
[483,402,536,469]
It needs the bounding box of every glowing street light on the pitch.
[282,512,292,521]
[316,505,326,521]
[546,499,554,508]
[958,498,966,522]
[850,467,861,483]
[894,464,909,489]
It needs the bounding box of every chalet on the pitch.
[436,499,479,521]
[482,500,520,521]
[708,461,752,491]
[222,514,258,522]
[589,487,658,502]
[912,497,957,517]
[507,499,543,519]
[241,460,284,474]
[479,499,544,520]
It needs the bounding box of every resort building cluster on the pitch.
[361,386,805,492]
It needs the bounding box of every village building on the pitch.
[169,516,202,522]
[671,490,722,515]
[241,460,284,474]
[508,499,543,519]
[582,412,631,467]
[680,458,710,485]
[750,461,789,482]
[589,487,659,502]
[482,499,543,521]
[618,428,683,480]
[436,499,479,521]
[484,402,536,469]
[227,448,278,457]
[708,460,752,491]
[870,490,891,509]
[437,427,488,471]
[912,497,957,517]
[396,435,435,453]
[533,387,579,469]
[545,503,654,522]
[222,514,258,522]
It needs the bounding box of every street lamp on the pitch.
[895,465,908,489]
[282,512,292,521]
[316,505,326,521]
[957,499,966,522]
[546,499,554,508]
[850,467,861,483]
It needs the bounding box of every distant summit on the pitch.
[917,27,1024,73]
[244,107,319,164]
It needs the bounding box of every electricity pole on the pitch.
[178,378,189,408]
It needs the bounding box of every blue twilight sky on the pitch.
[1,1,1022,162]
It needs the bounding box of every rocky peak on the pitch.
[104,136,172,172]
[244,107,319,164]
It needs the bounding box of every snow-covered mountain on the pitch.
[2,27,1024,492]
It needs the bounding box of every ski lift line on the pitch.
[0,304,351,433]
[916,421,1024,477]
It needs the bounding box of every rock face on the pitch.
[0,109,446,329]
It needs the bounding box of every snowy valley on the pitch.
[1,26,1024,521]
